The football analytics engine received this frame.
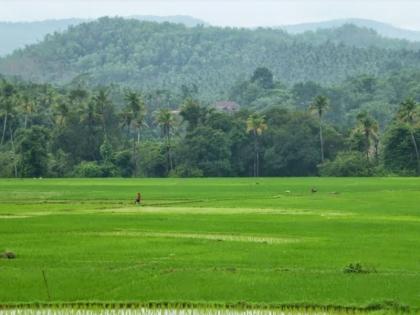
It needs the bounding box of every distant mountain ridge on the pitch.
[2,17,420,57]
[0,15,207,56]
[2,17,420,102]
[281,18,420,42]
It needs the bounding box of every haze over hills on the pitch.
[281,18,420,42]
[2,17,420,102]
[0,15,207,56]
[2,16,420,57]
[0,18,84,57]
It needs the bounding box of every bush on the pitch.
[114,150,134,177]
[170,164,203,177]
[73,161,104,177]
[383,124,420,175]
[319,151,375,176]
[1,251,16,259]
[343,262,376,274]
[0,150,17,177]
[100,162,120,177]
[48,150,73,177]
[73,161,120,177]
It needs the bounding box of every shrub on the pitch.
[319,151,375,177]
[170,164,203,177]
[1,251,16,259]
[383,124,420,175]
[73,161,104,177]
[114,150,135,177]
[343,262,376,274]
[0,151,17,177]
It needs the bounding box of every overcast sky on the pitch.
[1,0,420,30]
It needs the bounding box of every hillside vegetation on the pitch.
[0,73,419,178]
[282,18,420,42]
[1,18,420,178]
[2,17,420,100]
[0,16,206,57]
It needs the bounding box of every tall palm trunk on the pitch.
[256,142,260,177]
[9,128,18,178]
[136,127,141,177]
[319,120,324,163]
[102,119,107,139]
[1,112,8,145]
[365,131,370,161]
[167,132,173,171]
[410,131,420,175]
[374,139,379,161]
[132,139,138,176]
[253,130,259,177]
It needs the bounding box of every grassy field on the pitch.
[0,178,419,312]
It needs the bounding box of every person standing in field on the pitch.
[135,192,141,205]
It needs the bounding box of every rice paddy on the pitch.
[0,178,419,314]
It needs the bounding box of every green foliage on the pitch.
[100,138,114,164]
[250,67,274,89]
[178,126,232,177]
[262,109,322,176]
[0,150,17,177]
[17,126,49,177]
[48,149,72,177]
[343,262,377,274]
[0,67,419,178]
[73,161,104,178]
[180,98,205,131]
[138,142,167,177]
[170,164,204,177]
[319,151,374,177]
[3,18,420,102]
[114,150,135,177]
[383,124,420,175]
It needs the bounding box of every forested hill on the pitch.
[282,18,420,42]
[2,17,420,101]
[0,16,207,57]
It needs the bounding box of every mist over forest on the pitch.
[0,16,419,177]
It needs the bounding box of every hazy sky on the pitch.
[1,0,420,30]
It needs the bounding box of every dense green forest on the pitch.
[0,16,206,57]
[0,66,419,178]
[282,18,420,42]
[0,18,420,177]
[2,18,420,102]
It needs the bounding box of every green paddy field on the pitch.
[0,178,419,313]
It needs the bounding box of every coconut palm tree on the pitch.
[398,98,419,174]
[79,100,101,149]
[246,113,267,177]
[0,82,16,145]
[156,108,175,172]
[53,101,70,128]
[93,89,112,137]
[124,91,145,144]
[21,95,36,129]
[309,95,329,163]
[355,111,379,161]
[119,108,134,140]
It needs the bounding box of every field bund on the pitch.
[0,178,419,312]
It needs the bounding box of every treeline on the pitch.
[0,72,419,178]
[2,17,420,101]
[230,68,420,134]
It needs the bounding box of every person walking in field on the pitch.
[135,192,142,205]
